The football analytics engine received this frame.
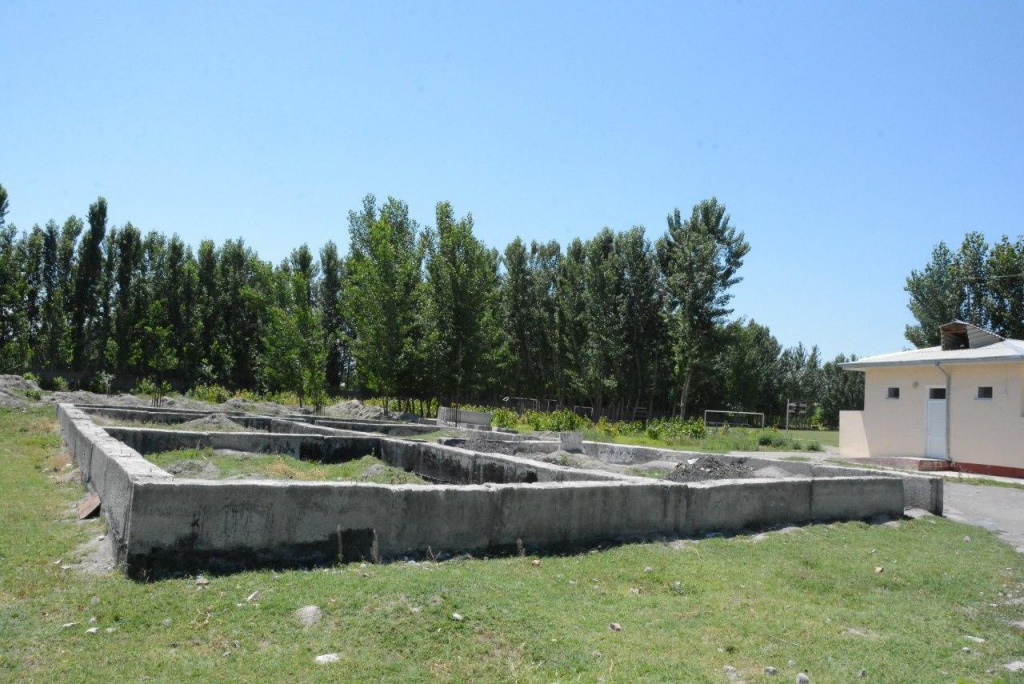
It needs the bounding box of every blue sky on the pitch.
[3,1,1022,359]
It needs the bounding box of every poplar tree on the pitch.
[71,197,108,372]
[657,198,749,418]
[344,195,422,408]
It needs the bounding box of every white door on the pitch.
[925,387,947,459]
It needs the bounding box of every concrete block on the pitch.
[811,477,904,521]
[559,432,584,453]
[684,479,812,535]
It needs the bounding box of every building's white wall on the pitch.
[948,363,1024,469]
[838,410,869,458]
[859,365,945,458]
[847,361,1024,469]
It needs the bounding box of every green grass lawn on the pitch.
[574,427,838,454]
[2,407,1024,682]
[144,448,427,484]
[783,428,840,448]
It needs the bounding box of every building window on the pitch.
[978,386,993,400]
[887,387,900,399]
[929,388,947,400]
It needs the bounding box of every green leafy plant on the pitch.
[490,407,519,429]
[187,384,232,404]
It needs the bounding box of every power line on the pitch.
[961,273,1024,282]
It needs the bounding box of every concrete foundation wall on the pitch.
[312,418,440,436]
[437,406,492,428]
[79,405,231,424]
[378,438,624,484]
[58,405,172,562]
[737,456,943,515]
[58,404,914,578]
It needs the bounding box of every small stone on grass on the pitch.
[315,653,340,664]
[295,605,323,628]
[609,622,622,632]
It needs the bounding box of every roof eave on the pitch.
[841,355,1024,371]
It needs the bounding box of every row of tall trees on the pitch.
[0,184,862,424]
[906,232,1024,346]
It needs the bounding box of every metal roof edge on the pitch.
[842,354,1024,371]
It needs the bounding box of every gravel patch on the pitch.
[666,456,756,483]
[179,413,244,432]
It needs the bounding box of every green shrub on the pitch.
[22,372,38,382]
[490,408,519,429]
[92,372,114,395]
[187,384,232,404]
[25,389,42,401]
[519,409,591,432]
[595,416,617,436]
[806,441,822,452]
[134,378,171,406]
[40,376,68,392]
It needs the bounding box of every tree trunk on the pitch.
[678,368,693,420]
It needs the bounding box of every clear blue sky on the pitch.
[3,1,1022,359]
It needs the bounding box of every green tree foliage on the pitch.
[319,241,351,390]
[906,232,1024,346]
[818,354,865,429]
[0,184,869,424]
[260,274,328,409]
[344,195,423,405]
[657,198,750,417]
[71,197,109,372]
[422,202,500,405]
[0,184,30,372]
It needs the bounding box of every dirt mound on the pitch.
[217,397,302,417]
[42,390,148,407]
[179,413,244,432]
[326,400,384,420]
[666,456,755,483]
[159,395,217,411]
[360,464,392,480]
[537,450,611,471]
[0,393,28,408]
[0,374,41,394]
[324,399,418,422]
[0,375,42,408]
[163,460,220,479]
[749,465,794,479]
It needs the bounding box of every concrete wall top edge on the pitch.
[140,478,681,491]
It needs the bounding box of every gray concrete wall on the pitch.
[378,438,626,484]
[312,418,439,436]
[437,406,492,428]
[58,404,912,578]
[103,426,382,464]
[58,405,172,562]
[737,457,943,515]
[79,405,225,424]
[123,472,905,577]
[123,478,687,576]
[575,442,944,516]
